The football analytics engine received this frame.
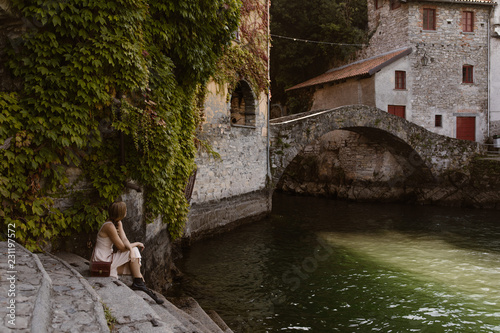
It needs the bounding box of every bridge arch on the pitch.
[269,105,484,188]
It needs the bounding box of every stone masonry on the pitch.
[277,128,500,209]
[269,105,485,187]
[186,81,271,239]
[358,0,492,141]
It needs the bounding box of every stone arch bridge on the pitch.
[269,105,485,187]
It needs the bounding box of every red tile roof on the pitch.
[287,47,413,91]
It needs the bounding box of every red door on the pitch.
[388,105,406,119]
[456,117,475,141]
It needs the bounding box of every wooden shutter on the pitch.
[423,9,435,30]
[456,117,475,141]
[388,105,406,119]
[462,65,473,83]
[462,11,474,32]
[395,71,406,89]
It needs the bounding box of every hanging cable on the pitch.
[270,34,367,47]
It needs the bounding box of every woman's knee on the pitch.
[130,247,141,259]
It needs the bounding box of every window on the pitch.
[395,71,406,90]
[375,0,382,9]
[462,11,474,32]
[456,116,475,141]
[423,8,436,30]
[230,80,256,127]
[388,105,406,119]
[435,115,442,127]
[390,0,401,10]
[463,65,473,83]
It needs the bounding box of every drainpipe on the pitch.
[266,0,271,185]
[488,7,491,139]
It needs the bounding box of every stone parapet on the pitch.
[270,105,485,188]
[185,190,272,240]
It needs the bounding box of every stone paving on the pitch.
[0,241,47,332]
[37,253,108,333]
[0,242,233,333]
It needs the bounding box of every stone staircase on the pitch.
[0,242,233,333]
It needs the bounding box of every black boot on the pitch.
[131,278,164,304]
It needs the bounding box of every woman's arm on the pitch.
[116,221,144,251]
[102,223,128,252]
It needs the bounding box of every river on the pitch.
[174,193,500,332]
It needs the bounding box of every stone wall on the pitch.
[186,81,271,238]
[407,2,490,142]
[311,76,376,111]
[56,177,177,293]
[277,129,500,209]
[357,0,492,142]
[270,105,485,188]
[358,0,410,59]
[277,130,431,199]
[186,190,271,240]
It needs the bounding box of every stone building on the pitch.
[288,0,496,142]
[184,1,272,239]
[491,0,500,134]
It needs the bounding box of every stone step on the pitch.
[206,310,234,333]
[0,241,51,333]
[55,252,231,333]
[37,252,109,333]
[0,246,232,333]
[89,277,172,332]
[167,297,226,333]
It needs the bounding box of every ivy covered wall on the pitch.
[0,0,241,250]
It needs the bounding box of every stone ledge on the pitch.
[55,252,232,333]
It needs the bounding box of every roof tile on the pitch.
[287,47,413,91]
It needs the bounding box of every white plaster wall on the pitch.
[374,55,412,118]
[191,81,269,204]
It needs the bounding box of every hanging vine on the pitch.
[0,0,240,250]
[213,0,269,95]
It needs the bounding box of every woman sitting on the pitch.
[93,201,163,304]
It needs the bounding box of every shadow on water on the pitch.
[271,193,500,254]
[174,193,500,332]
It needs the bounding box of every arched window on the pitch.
[230,81,256,127]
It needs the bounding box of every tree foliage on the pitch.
[270,0,368,114]
[0,0,240,250]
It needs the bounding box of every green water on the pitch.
[175,194,500,332]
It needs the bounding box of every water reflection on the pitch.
[175,194,500,332]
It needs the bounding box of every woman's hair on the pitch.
[108,201,127,223]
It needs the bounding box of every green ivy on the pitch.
[1,0,240,250]
[214,0,269,95]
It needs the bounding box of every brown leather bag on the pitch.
[89,249,113,277]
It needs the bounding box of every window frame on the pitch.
[423,8,436,31]
[395,71,406,90]
[462,65,473,84]
[462,11,474,32]
[375,0,382,9]
[435,115,442,127]
[230,80,257,128]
